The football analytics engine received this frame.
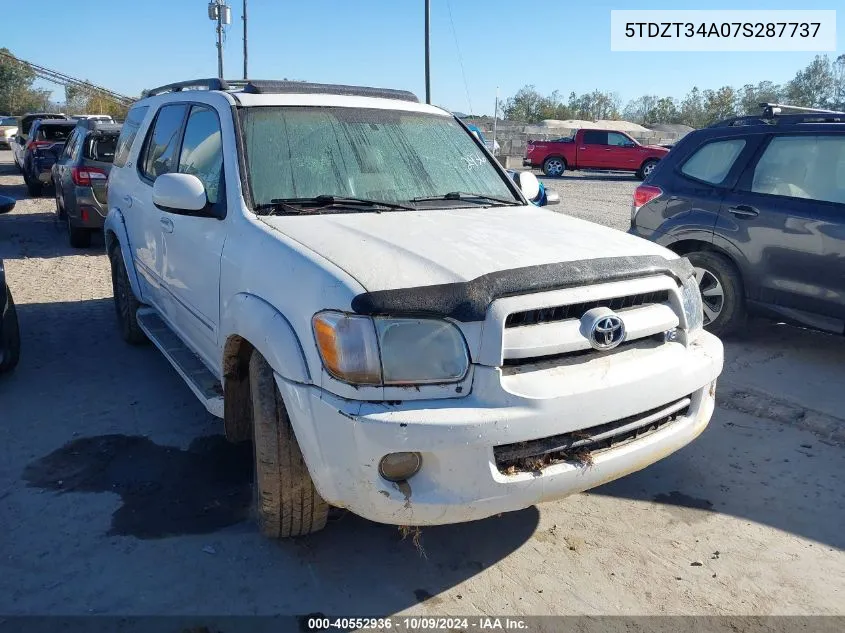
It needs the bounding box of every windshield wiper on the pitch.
[255,195,416,215]
[411,192,520,206]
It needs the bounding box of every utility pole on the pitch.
[493,87,499,155]
[242,0,248,79]
[208,1,231,79]
[424,0,431,104]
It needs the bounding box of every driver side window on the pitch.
[607,133,632,147]
[177,105,224,205]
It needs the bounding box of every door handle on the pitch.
[160,216,174,233]
[728,205,759,218]
[122,195,133,208]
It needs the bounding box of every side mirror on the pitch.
[513,171,541,202]
[15,136,23,145]
[0,195,16,214]
[544,190,560,206]
[152,173,209,214]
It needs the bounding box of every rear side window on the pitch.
[583,131,607,145]
[749,135,845,204]
[681,139,746,185]
[140,104,188,180]
[85,134,118,162]
[37,125,73,142]
[61,130,78,160]
[178,106,223,204]
[113,105,149,168]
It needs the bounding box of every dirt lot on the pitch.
[1,153,844,618]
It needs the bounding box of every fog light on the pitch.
[378,452,422,482]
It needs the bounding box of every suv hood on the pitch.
[261,206,676,292]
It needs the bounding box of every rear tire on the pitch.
[637,159,658,180]
[0,288,21,374]
[249,352,329,538]
[109,245,147,345]
[25,175,42,197]
[542,156,566,177]
[67,216,91,248]
[686,251,746,337]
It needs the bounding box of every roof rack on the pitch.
[141,78,247,98]
[141,78,419,103]
[759,102,845,117]
[709,102,845,128]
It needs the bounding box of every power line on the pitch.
[0,50,135,106]
[445,0,473,115]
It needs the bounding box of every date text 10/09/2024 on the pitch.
[306,617,529,630]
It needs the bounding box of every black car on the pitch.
[21,119,77,196]
[0,255,20,374]
[630,103,845,337]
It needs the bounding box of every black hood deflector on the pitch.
[351,255,694,322]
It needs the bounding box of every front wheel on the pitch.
[250,352,329,538]
[686,251,746,337]
[542,156,566,177]
[109,246,147,345]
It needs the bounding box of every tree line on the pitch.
[502,54,845,128]
[0,48,129,119]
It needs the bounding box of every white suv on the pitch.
[105,79,723,538]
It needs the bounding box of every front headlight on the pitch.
[312,311,469,386]
[680,273,704,332]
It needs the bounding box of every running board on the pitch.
[136,308,224,418]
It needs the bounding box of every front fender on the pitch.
[221,293,311,384]
[104,208,143,302]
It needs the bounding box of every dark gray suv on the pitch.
[629,104,845,337]
[52,120,121,248]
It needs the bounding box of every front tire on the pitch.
[109,245,147,345]
[686,251,746,337]
[54,183,66,220]
[0,288,21,374]
[542,156,566,177]
[249,352,329,538]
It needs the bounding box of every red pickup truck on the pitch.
[524,129,669,180]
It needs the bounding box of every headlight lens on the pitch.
[312,312,382,384]
[681,273,704,332]
[313,311,470,385]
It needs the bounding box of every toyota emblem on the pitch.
[588,313,626,351]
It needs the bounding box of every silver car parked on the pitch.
[51,120,121,248]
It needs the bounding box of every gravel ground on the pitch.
[1,152,843,620]
[538,171,636,231]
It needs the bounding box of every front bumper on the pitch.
[279,331,723,526]
[523,158,534,167]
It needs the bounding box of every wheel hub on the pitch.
[694,266,725,325]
